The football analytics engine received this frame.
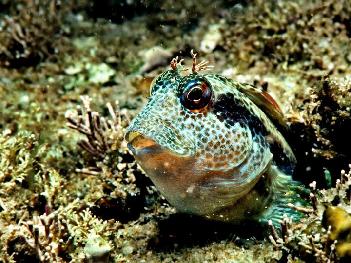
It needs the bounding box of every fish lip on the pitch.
[125,130,141,144]
[126,130,160,156]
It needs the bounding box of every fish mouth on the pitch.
[125,131,160,156]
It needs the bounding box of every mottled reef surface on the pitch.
[1,0,351,262]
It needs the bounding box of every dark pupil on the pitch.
[187,86,203,102]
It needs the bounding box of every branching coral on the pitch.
[65,96,139,199]
[0,130,38,193]
[0,0,66,68]
[0,131,66,261]
[19,212,67,262]
[268,166,351,262]
[305,78,351,159]
[220,0,351,76]
[287,77,351,188]
[2,200,117,262]
[67,207,117,261]
[65,96,158,223]
[66,96,127,159]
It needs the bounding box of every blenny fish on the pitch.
[126,52,307,225]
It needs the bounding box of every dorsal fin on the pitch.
[236,83,288,130]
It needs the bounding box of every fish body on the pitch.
[126,62,307,225]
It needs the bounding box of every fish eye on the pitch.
[180,79,212,111]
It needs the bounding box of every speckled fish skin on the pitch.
[126,67,307,225]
